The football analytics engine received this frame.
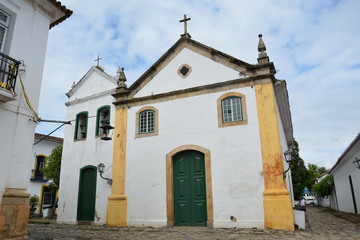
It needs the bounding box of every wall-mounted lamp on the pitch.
[282,149,293,179]
[19,60,26,78]
[353,157,360,170]
[97,163,113,185]
[100,123,114,141]
[47,179,55,186]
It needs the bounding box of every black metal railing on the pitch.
[0,52,20,93]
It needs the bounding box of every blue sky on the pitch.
[36,0,360,169]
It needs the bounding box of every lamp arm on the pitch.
[282,163,291,180]
[99,173,113,185]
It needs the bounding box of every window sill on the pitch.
[135,132,159,138]
[74,138,87,142]
[30,178,48,182]
[218,119,248,128]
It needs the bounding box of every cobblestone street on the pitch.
[28,206,360,240]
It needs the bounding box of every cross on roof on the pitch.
[94,55,102,66]
[179,14,191,35]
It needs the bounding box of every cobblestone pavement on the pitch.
[27,206,360,240]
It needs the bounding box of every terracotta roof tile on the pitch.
[48,0,73,29]
[35,133,63,143]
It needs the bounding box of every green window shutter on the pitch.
[74,111,88,140]
[96,105,110,136]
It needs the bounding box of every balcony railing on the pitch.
[30,169,47,182]
[0,52,20,101]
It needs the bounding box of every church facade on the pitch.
[58,33,295,230]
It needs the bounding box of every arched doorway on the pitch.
[173,150,207,226]
[77,165,97,222]
[166,145,213,227]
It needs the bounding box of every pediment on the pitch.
[128,36,255,98]
[66,67,117,100]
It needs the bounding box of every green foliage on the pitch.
[313,175,334,197]
[290,141,309,200]
[305,163,328,190]
[41,145,63,187]
[95,65,104,71]
[29,195,39,207]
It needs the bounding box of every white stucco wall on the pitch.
[275,99,295,205]
[0,0,56,203]
[331,147,360,213]
[126,86,264,228]
[57,70,116,224]
[68,68,117,101]
[134,48,243,98]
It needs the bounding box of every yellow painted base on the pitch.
[263,189,294,231]
[106,195,127,227]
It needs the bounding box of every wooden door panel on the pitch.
[173,150,207,226]
[77,166,97,221]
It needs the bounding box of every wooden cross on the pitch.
[94,55,102,66]
[179,14,191,35]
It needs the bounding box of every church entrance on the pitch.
[77,166,97,222]
[173,150,207,226]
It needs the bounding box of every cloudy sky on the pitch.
[36,0,359,169]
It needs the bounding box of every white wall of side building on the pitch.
[0,0,57,201]
[126,86,265,228]
[331,147,360,213]
[275,98,294,204]
[57,79,116,224]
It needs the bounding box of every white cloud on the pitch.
[37,0,360,169]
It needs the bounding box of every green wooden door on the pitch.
[173,150,207,226]
[77,166,97,221]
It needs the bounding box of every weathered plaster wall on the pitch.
[134,48,242,98]
[126,86,264,228]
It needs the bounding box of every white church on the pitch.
[58,27,296,231]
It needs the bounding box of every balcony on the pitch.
[30,169,48,182]
[0,52,20,102]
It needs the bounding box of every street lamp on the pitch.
[97,163,113,185]
[282,149,293,179]
[353,157,360,170]
[100,123,114,141]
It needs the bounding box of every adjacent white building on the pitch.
[58,33,296,231]
[329,133,360,213]
[0,1,71,239]
[28,133,63,216]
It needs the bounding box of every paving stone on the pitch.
[27,206,360,240]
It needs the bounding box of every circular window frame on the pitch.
[177,64,192,78]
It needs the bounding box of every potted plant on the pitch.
[29,195,39,217]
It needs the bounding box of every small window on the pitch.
[140,110,154,133]
[42,192,53,207]
[222,97,243,122]
[96,105,111,136]
[0,9,9,52]
[217,92,247,128]
[31,155,46,180]
[177,64,192,78]
[74,112,88,140]
[136,106,159,138]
